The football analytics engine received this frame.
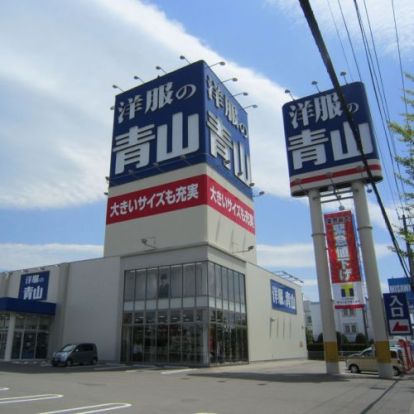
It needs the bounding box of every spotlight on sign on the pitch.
[232,92,248,97]
[155,65,167,74]
[284,89,294,100]
[179,55,191,64]
[112,84,124,92]
[209,61,226,68]
[133,75,144,83]
[311,80,320,93]
[221,77,237,84]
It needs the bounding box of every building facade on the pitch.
[0,61,307,365]
[0,251,306,365]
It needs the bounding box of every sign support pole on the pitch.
[352,180,393,379]
[308,189,340,374]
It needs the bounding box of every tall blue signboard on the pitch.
[19,271,49,301]
[282,82,382,197]
[109,60,252,198]
[383,292,412,336]
[270,280,297,314]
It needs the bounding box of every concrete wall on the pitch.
[245,263,307,361]
[59,256,122,361]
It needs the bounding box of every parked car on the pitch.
[345,346,403,376]
[52,343,98,367]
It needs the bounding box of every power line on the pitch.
[362,0,392,123]
[356,0,410,227]
[353,0,405,216]
[336,0,362,81]
[391,0,409,128]
[359,0,407,205]
[298,0,411,282]
[325,0,354,82]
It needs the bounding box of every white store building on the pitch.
[0,61,307,366]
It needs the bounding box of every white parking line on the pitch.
[0,394,63,404]
[37,402,132,414]
[161,368,196,375]
[0,387,9,391]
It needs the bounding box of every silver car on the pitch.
[52,343,98,367]
[345,347,403,376]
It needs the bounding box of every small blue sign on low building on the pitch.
[383,292,412,336]
[270,280,297,314]
[18,271,49,301]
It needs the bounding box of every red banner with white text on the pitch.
[324,210,364,309]
[106,174,255,234]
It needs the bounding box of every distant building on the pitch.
[304,300,373,343]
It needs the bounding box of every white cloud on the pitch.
[374,243,394,258]
[367,197,403,233]
[264,0,414,59]
[257,240,392,269]
[0,243,103,271]
[1,0,411,211]
[257,243,315,268]
[0,0,291,209]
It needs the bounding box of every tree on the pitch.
[388,74,414,281]
[336,331,348,348]
[354,333,367,344]
[305,327,314,345]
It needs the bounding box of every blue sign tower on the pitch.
[282,82,382,197]
[109,60,252,198]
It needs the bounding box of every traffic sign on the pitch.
[383,293,413,336]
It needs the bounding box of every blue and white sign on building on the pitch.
[383,292,412,336]
[388,277,414,309]
[282,82,383,197]
[19,271,49,301]
[270,280,297,314]
[109,60,252,198]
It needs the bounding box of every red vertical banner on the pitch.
[324,210,364,309]
[324,210,361,283]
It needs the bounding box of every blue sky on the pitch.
[0,0,413,300]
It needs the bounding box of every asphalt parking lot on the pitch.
[0,359,413,414]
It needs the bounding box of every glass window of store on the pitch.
[8,313,51,360]
[0,313,10,359]
[121,261,248,366]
